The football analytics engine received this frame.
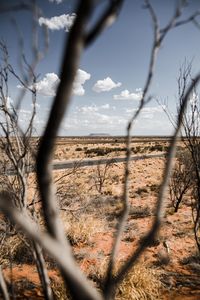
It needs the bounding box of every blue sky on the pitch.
[1,0,200,136]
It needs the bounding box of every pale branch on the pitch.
[155,97,177,129]
[114,72,200,286]
[1,1,200,299]
[36,0,125,242]
[0,191,103,300]
[33,242,53,300]
[0,266,9,300]
[104,1,200,295]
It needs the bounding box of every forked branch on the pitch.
[104,1,200,296]
[114,72,200,286]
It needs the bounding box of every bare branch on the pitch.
[156,97,177,129]
[170,10,200,29]
[85,0,124,46]
[0,191,103,300]
[32,242,53,300]
[0,266,9,300]
[1,1,200,299]
[104,1,200,295]
[114,72,200,286]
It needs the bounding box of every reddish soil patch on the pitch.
[3,265,60,299]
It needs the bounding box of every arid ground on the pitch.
[1,137,200,299]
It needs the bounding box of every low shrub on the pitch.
[94,259,162,300]
[75,147,82,151]
[129,206,151,219]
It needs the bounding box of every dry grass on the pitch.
[88,257,162,300]
[129,206,152,219]
[115,263,163,300]
[51,276,71,300]
[65,214,107,246]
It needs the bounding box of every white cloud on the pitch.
[62,111,127,132]
[19,109,31,115]
[38,13,76,31]
[93,77,121,93]
[142,105,166,113]
[113,88,143,100]
[73,69,91,96]
[126,108,137,114]
[126,105,166,122]
[79,105,99,113]
[87,112,127,127]
[31,69,90,97]
[31,102,40,109]
[18,109,31,125]
[49,0,63,3]
[126,105,166,116]
[142,113,154,119]
[34,73,60,97]
[77,103,110,114]
[101,104,110,109]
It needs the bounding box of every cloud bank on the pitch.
[93,77,121,92]
[78,104,110,113]
[113,88,143,100]
[49,0,63,3]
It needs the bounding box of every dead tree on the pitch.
[0,25,53,300]
[1,1,200,299]
[169,149,192,212]
[167,62,200,251]
[178,65,200,251]
[90,160,115,194]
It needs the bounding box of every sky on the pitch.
[1,0,200,136]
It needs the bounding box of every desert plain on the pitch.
[0,136,200,299]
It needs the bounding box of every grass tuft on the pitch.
[115,263,162,300]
